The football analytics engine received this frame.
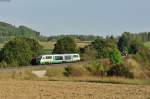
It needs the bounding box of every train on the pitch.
[32,54,80,65]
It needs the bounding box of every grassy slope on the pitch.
[0,66,150,85]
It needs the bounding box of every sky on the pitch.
[0,0,150,37]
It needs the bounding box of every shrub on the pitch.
[107,64,134,78]
[85,60,106,76]
[0,37,42,66]
[63,66,88,77]
[133,48,150,63]
[109,48,123,65]
[81,45,97,60]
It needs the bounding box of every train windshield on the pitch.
[36,56,42,60]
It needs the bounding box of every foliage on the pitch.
[48,35,99,42]
[91,37,117,58]
[0,21,40,42]
[129,39,142,54]
[117,32,131,53]
[107,64,134,78]
[80,45,97,60]
[133,47,150,64]
[109,48,123,65]
[117,32,142,54]
[0,37,42,66]
[86,60,106,76]
[53,36,78,54]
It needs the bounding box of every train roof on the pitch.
[39,54,79,56]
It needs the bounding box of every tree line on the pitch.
[0,32,147,67]
[1,32,150,78]
[0,22,40,43]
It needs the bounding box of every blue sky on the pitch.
[0,0,150,36]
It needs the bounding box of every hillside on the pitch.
[0,21,40,43]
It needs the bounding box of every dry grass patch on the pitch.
[127,59,149,79]
[45,66,64,77]
[39,41,55,49]
[39,41,90,49]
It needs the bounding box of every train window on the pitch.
[65,55,71,60]
[46,56,52,59]
[73,55,78,58]
[37,56,42,60]
[42,57,46,59]
[54,56,63,60]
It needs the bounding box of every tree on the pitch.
[117,32,142,54]
[0,38,42,66]
[117,32,132,53]
[91,37,117,58]
[53,36,78,54]
[109,48,123,65]
[129,38,142,54]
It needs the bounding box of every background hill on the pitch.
[0,21,40,43]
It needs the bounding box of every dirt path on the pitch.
[0,80,149,99]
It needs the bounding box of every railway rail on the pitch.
[0,61,89,73]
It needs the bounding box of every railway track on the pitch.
[0,61,89,73]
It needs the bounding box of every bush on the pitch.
[81,45,97,60]
[85,60,106,76]
[63,66,88,77]
[0,37,42,66]
[107,64,134,78]
[109,48,123,65]
[133,48,150,63]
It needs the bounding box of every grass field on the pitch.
[0,80,149,99]
[39,41,55,49]
[144,41,150,48]
[39,41,90,49]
